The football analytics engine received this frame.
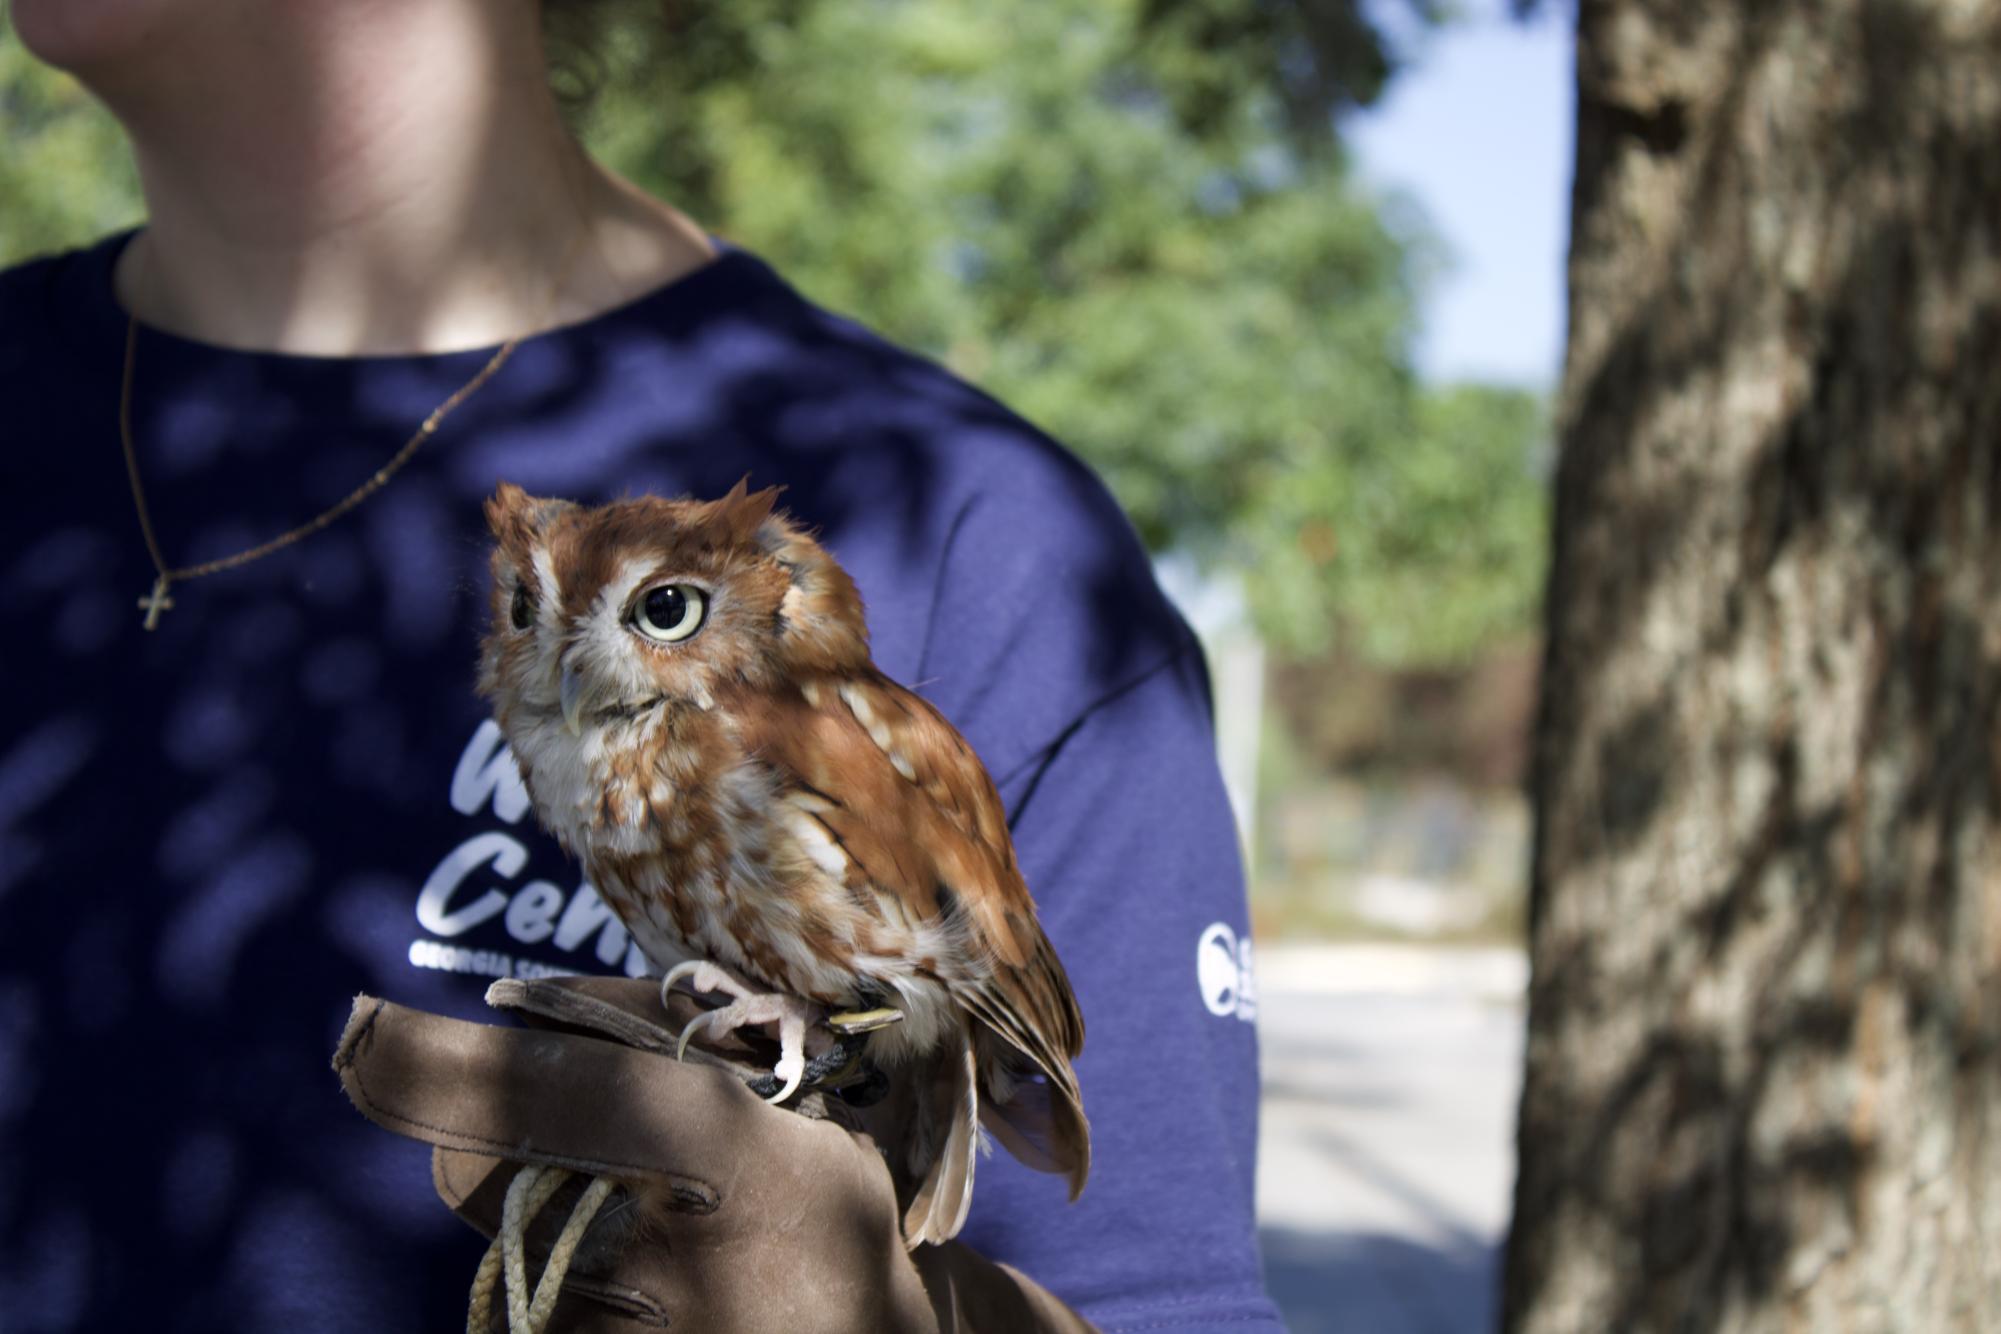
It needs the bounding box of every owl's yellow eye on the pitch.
[633,584,707,643]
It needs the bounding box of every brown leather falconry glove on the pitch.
[330,975,1095,1334]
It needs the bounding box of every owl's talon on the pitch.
[662,959,754,1004]
[765,1052,807,1105]
[674,1009,716,1062]
[665,989,821,1102]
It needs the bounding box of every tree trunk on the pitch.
[1504,1,2001,1330]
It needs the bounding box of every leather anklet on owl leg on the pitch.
[675,992,823,1104]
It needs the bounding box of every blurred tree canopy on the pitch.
[0,0,1543,666]
[0,32,140,257]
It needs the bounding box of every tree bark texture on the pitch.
[1505,1,2001,1330]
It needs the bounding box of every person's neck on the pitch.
[93,2,713,355]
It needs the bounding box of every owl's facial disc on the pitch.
[555,581,714,735]
[558,659,592,736]
[557,654,666,736]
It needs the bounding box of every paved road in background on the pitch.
[1255,945,1527,1333]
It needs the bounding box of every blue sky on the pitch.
[1344,0,1574,390]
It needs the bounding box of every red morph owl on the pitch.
[476,480,1090,1246]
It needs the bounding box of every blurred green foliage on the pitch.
[0,0,1546,666]
[0,28,142,255]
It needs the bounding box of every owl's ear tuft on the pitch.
[487,483,575,551]
[485,482,537,547]
[713,475,785,545]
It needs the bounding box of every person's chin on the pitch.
[12,0,184,77]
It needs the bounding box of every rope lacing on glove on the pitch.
[467,1166,619,1334]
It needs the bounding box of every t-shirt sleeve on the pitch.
[964,650,1280,1331]
[913,446,1281,1330]
[910,436,1194,784]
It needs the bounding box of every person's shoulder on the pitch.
[0,246,69,348]
[752,258,1149,560]
[742,264,1201,768]
[0,235,127,497]
[0,231,124,365]
[0,240,75,291]
[0,232,117,312]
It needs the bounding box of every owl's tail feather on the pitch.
[979,1093,1063,1175]
[956,972,1092,1199]
[903,1037,980,1249]
[979,1073,1091,1201]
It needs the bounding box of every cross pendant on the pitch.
[139,575,175,630]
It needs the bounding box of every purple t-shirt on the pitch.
[0,233,1278,1332]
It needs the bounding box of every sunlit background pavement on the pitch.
[1256,945,1526,1333]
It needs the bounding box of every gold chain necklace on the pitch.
[118,241,581,629]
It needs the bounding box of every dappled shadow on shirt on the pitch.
[0,236,1235,1327]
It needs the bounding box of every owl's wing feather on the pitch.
[960,964,1091,1199]
[735,671,1090,1197]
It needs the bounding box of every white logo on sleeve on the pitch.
[1197,922,1257,1022]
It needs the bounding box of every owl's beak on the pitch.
[559,661,588,737]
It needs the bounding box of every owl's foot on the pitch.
[676,991,824,1105]
[660,959,756,1012]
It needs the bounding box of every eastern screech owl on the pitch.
[477,479,1089,1246]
